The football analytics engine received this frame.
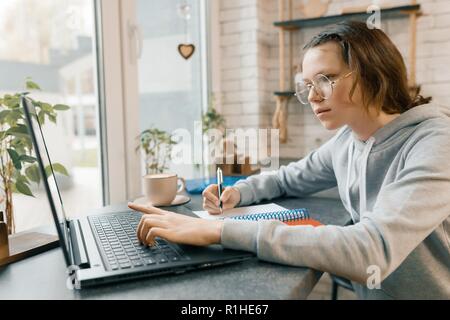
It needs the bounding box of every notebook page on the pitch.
[193,203,286,220]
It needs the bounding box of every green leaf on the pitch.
[44,163,69,177]
[10,137,30,154]
[38,110,45,124]
[52,163,69,176]
[6,124,29,138]
[19,154,36,163]
[44,165,52,178]
[25,165,40,184]
[7,148,22,170]
[5,109,23,126]
[16,173,30,185]
[48,114,57,124]
[15,180,34,197]
[53,104,70,111]
[26,80,41,90]
[40,103,53,113]
[3,95,19,108]
[0,110,11,122]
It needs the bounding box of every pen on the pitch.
[217,167,223,214]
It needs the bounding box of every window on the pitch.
[135,0,208,180]
[0,0,102,232]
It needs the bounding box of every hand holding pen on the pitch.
[201,168,241,215]
[217,167,224,214]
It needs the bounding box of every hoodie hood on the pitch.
[352,103,450,151]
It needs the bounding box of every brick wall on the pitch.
[216,0,450,160]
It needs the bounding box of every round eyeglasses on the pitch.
[295,71,353,105]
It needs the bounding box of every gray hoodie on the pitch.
[220,103,450,299]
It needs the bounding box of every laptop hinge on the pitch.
[69,219,90,269]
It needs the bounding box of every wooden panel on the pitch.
[274,4,420,29]
[0,232,59,267]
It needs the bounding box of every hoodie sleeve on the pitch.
[221,130,450,284]
[233,129,344,206]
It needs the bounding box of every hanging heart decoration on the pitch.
[178,44,195,60]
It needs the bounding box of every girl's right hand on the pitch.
[202,184,241,215]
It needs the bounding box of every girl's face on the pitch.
[302,42,365,130]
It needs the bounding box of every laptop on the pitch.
[21,96,253,288]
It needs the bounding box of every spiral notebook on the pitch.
[193,203,322,226]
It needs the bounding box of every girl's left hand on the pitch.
[128,202,224,247]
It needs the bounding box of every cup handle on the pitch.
[177,177,186,193]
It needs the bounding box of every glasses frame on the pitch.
[295,71,353,105]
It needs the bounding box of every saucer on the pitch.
[133,194,191,207]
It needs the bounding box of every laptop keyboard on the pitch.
[89,212,189,271]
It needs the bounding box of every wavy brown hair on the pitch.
[303,21,431,114]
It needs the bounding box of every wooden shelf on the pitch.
[274,4,420,30]
[274,91,295,97]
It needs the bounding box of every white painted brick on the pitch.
[258,115,271,127]
[241,54,258,67]
[418,57,450,71]
[240,31,258,43]
[241,78,258,90]
[240,6,258,20]
[242,102,262,114]
[434,14,450,28]
[223,42,258,57]
[417,43,433,58]
[222,67,257,80]
[419,28,450,43]
[222,22,240,35]
[433,95,450,106]
[421,83,450,97]
[223,91,243,104]
[221,34,240,46]
[240,90,260,103]
[222,103,243,115]
[416,69,434,84]
[258,103,272,114]
[222,19,258,35]
[221,0,257,10]
[225,114,261,127]
[222,80,241,92]
[221,57,241,69]
[220,9,242,23]
[433,71,450,82]
[431,41,450,57]
[422,1,450,15]
[240,67,259,79]
[417,15,435,30]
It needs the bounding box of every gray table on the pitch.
[0,194,350,300]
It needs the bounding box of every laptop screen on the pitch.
[21,96,72,266]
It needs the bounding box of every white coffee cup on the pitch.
[143,173,185,206]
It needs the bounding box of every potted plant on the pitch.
[201,96,228,175]
[0,79,70,235]
[138,127,178,175]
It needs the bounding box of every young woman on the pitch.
[129,21,450,299]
